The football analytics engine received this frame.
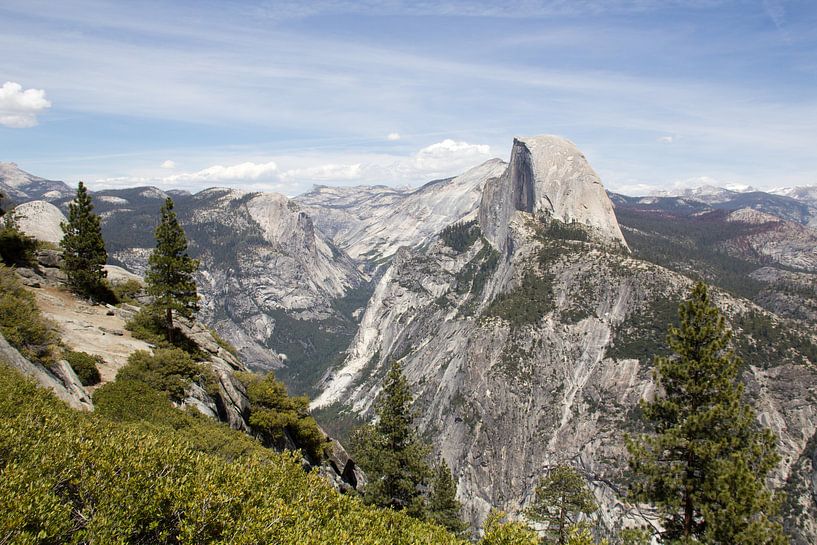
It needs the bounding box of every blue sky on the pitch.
[1,0,815,195]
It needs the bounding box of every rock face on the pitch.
[480,137,627,254]
[296,159,508,264]
[10,200,67,244]
[315,136,817,541]
[723,209,817,271]
[0,332,92,411]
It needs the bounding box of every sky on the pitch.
[1,0,816,196]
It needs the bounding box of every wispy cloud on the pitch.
[1,0,816,194]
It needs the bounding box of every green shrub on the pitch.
[478,510,539,545]
[0,363,466,545]
[0,265,57,365]
[240,372,327,462]
[117,348,213,402]
[63,350,102,386]
[93,379,266,461]
[125,307,203,356]
[111,278,144,304]
[35,240,60,251]
[0,213,36,266]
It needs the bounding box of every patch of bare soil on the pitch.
[30,285,152,384]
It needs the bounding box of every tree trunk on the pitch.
[559,504,566,545]
[684,451,693,538]
[166,307,174,343]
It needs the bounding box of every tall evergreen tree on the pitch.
[526,464,597,545]
[352,360,431,519]
[146,197,199,340]
[428,458,468,535]
[60,181,107,298]
[626,282,785,544]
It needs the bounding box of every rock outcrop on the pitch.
[11,200,66,245]
[479,136,627,253]
[0,332,92,411]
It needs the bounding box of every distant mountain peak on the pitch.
[478,135,627,251]
[649,183,757,203]
[0,162,72,202]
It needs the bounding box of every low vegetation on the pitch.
[440,220,480,252]
[0,363,468,545]
[117,348,216,402]
[0,211,36,266]
[63,350,102,386]
[93,378,268,461]
[125,307,204,356]
[110,278,144,304]
[0,264,57,366]
[239,371,327,462]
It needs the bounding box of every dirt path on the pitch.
[31,286,152,384]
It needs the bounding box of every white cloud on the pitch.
[386,132,401,141]
[165,161,280,183]
[160,159,176,169]
[414,139,491,172]
[0,81,51,128]
[657,135,674,144]
[91,138,496,194]
[282,163,363,181]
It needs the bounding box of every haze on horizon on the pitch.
[1,0,816,197]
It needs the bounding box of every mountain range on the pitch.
[3,137,817,542]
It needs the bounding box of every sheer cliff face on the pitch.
[315,137,817,540]
[479,136,626,253]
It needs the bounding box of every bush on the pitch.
[0,213,36,266]
[111,278,144,304]
[117,348,213,402]
[0,265,57,366]
[93,379,266,461]
[63,350,102,386]
[125,307,203,356]
[478,511,539,545]
[240,372,327,461]
[0,363,466,545]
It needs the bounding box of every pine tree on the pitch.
[626,282,786,544]
[146,197,199,341]
[351,360,431,519]
[526,464,597,545]
[60,181,107,298]
[428,458,468,535]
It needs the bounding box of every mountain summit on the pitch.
[479,136,627,252]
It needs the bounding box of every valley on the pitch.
[2,134,817,542]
